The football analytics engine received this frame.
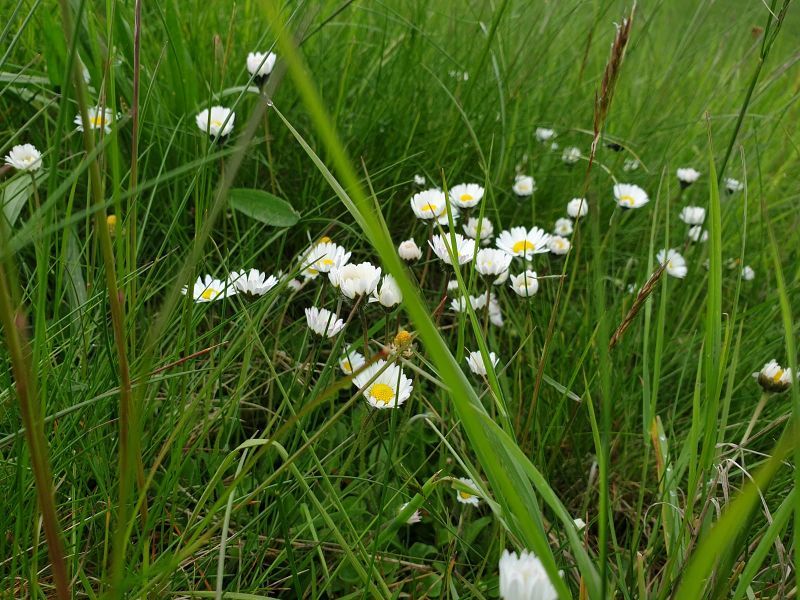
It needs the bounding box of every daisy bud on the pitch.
[398,239,422,261]
[512,174,535,197]
[466,350,499,376]
[676,167,701,188]
[753,360,793,393]
[567,198,589,218]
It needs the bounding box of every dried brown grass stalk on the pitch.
[609,262,666,350]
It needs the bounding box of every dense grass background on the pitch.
[1,0,799,597]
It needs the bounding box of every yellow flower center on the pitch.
[200,288,217,300]
[458,490,474,500]
[512,240,534,253]
[319,236,332,244]
[619,195,635,206]
[107,214,117,233]
[420,203,438,213]
[667,260,673,269]
[321,258,335,267]
[394,330,412,348]
[341,360,352,374]
[90,115,106,128]
[369,383,395,405]
[307,267,319,276]
[459,193,473,202]
[773,369,784,382]
[210,119,223,129]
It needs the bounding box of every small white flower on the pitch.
[535,127,555,142]
[574,518,586,530]
[329,262,381,299]
[410,188,446,220]
[352,359,413,409]
[567,198,588,218]
[455,477,480,506]
[398,239,422,261]
[509,270,539,297]
[305,306,345,338]
[488,295,504,326]
[679,206,705,225]
[725,177,744,194]
[450,294,487,312]
[475,248,513,277]
[75,106,115,133]
[447,279,460,291]
[677,167,701,186]
[287,278,303,291]
[246,51,276,78]
[463,217,494,243]
[499,549,558,600]
[496,226,550,259]
[687,226,708,243]
[549,141,560,151]
[401,502,422,525]
[493,269,510,285]
[339,350,366,375]
[547,235,570,255]
[449,183,484,208]
[182,274,237,303]
[413,174,426,186]
[623,158,640,172]
[512,174,536,196]
[466,350,499,375]
[4,144,42,171]
[196,106,235,138]
[614,183,649,209]
[436,202,460,226]
[562,146,581,165]
[228,268,278,295]
[742,265,755,281]
[753,359,793,393]
[429,233,476,265]
[370,274,403,308]
[553,218,573,236]
[303,242,351,275]
[656,248,687,278]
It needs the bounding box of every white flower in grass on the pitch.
[398,239,422,261]
[562,146,581,165]
[725,177,744,194]
[305,306,345,338]
[512,174,536,197]
[436,202,460,226]
[742,265,755,281]
[401,502,422,525]
[4,144,42,171]
[413,174,426,186]
[567,198,588,218]
[287,278,303,292]
[553,218,573,236]
[429,233,476,265]
[370,274,403,308]
[352,359,413,409]
[246,51,276,78]
[679,206,705,225]
[450,294,487,313]
[447,279,460,291]
[656,248,687,278]
[463,217,494,243]
[466,350,499,376]
[475,248,513,277]
[549,141,560,151]
[614,183,649,209]
[450,183,484,208]
[753,360,793,393]
[488,296,504,327]
[535,127,555,142]
[305,242,351,275]
[677,167,701,187]
[455,477,480,506]
[182,274,237,303]
[410,188,446,220]
[339,349,366,375]
[329,262,381,299]
[509,270,539,297]
[496,226,550,259]
[573,518,586,530]
[687,226,708,243]
[547,235,570,255]
[75,106,115,133]
[228,268,278,295]
[623,158,640,172]
[196,106,234,138]
[493,268,510,285]
[499,549,558,600]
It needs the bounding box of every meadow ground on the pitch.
[1,0,799,598]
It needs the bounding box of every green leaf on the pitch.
[228,188,299,227]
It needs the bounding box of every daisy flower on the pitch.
[352,359,413,409]
[436,202,460,226]
[450,295,487,313]
[305,306,345,338]
[455,477,480,506]
[75,106,115,133]
[182,274,236,303]
[687,226,708,243]
[398,239,422,261]
[753,360,793,393]
[509,270,539,297]
[228,268,278,295]
[562,146,581,165]
[475,248,513,277]
[567,198,588,218]
[304,242,351,275]
[496,226,550,258]
[613,183,649,209]
[623,158,640,172]
[401,502,422,525]
[449,183,484,208]
[370,274,403,308]
[499,550,558,600]
[512,174,536,197]
[466,350,499,376]
[488,295,504,327]
[677,167,701,187]
[679,206,705,225]
[196,106,235,138]
[553,218,573,236]
[463,217,494,244]
[656,248,687,278]
[429,233,476,265]
[725,177,744,194]
[413,174,426,186]
[410,188,446,220]
[493,268,510,285]
[742,265,755,281]
[246,51,276,79]
[547,235,570,255]
[339,349,366,375]
[4,144,42,171]
[329,262,381,299]
[447,279,460,291]
[535,127,555,142]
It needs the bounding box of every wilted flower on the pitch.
[553,218,573,236]
[498,550,558,600]
[305,306,345,338]
[614,183,649,209]
[352,360,413,409]
[512,175,536,197]
[196,106,235,138]
[496,226,550,259]
[656,248,687,278]
[398,239,422,261]
[509,270,539,297]
[4,144,42,171]
[429,233,476,265]
[679,206,705,225]
[450,183,484,208]
[466,350,499,376]
[753,360,793,393]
